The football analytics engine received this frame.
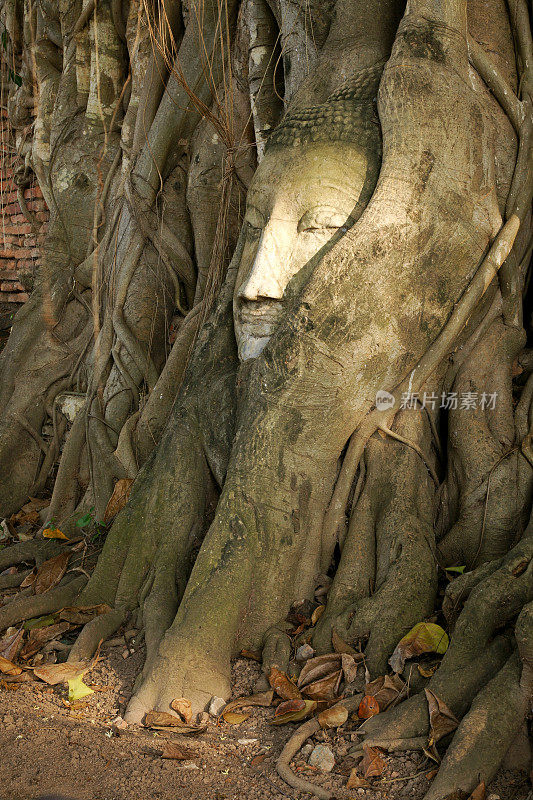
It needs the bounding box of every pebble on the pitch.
[295,644,315,662]
[208,696,226,717]
[237,738,258,745]
[308,744,335,773]
[301,743,313,757]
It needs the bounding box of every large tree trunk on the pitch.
[0,0,532,794]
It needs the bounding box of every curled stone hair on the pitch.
[266,62,384,150]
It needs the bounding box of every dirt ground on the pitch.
[0,637,531,800]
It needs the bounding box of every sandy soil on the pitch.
[0,639,530,800]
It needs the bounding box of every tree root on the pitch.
[423,652,529,800]
[276,695,361,800]
[350,736,427,754]
[0,540,65,572]
[0,575,86,631]
[68,607,128,662]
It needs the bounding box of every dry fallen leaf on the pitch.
[357,695,380,719]
[42,527,70,540]
[161,741,195,760]
[347,770,371,789]
[268,667,302,701]
[20,568,37,588]
[297,653,342,688]
[365,674,405,711]
[170,697,193,723]
[222,710,250,724]
[59,604,111,625]
[150,722,208,735]
[144,711,182,727]
[251,754,266,767]
[468,782,486,800]
[361,744,385,779]
[311,605,325,625]
[302,669,342,701]
[270,699,317,725]
[0,627,24,661]
[318,704,348,729]
[104,478,133,523]
[33,660,89,685]
[0,655,22,675]
[332,630,358,655]
[21,622,70,659]
[389,622,449,673]
[274,698,306,718]
[33,552,70,595]
[418,662,439,678]
[425,688,459,744]
[223,690,273,715]
[68,674,94,701]
[341,653,359,683]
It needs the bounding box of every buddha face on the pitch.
[233,141,370,361]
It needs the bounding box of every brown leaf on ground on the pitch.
[347,770,370,789]
[223,690,273,715]
[0,627,24,661]
[170,697,193,723]
[357,695,380,719]
[311,605,325,625]
[418,662,439,678]
[20,622,70,660]
[318,704,348,728]
[302,669,342,701]
[251,754,266,767]
[33,660,88,685]
[274,698,305,717]
[297,653,342,688]
[341,653,359,683]
[361,745,385,779]
[468,783,486,800]
[270,699,317,725]
[144,711,182,727]
[42,527,70,540]
[150,722,208,735]
[20,568,37,588]
[160,740,195,760]
[0,655,22,675]
[365,674,405,711]
[332,630,358,655]
[59,604,111,625]
[425,688,459,744]
[103,478,133,523]
[222,710,250,724]
[268,667,302,700]
[33,552,70,594]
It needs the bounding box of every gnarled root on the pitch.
[0,575,87,631]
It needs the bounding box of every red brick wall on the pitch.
[1,107,49,308]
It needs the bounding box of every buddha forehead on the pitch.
[246,140,371,218]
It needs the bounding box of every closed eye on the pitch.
[297,206,350,233]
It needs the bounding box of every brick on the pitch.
[0,259,16,269]
[1,281,24,291]
[2,292,29,303]
[1,223,31,235]
[0,269,17,278]
[35,211,48,222]
[0,248,33,258]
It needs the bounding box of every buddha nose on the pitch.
[238,228,285,302]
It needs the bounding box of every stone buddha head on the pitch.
[233,67,382,361]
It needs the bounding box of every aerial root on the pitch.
[0,575,87,630]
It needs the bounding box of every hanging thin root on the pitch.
[276,694,361,799]
[0,575,86,631]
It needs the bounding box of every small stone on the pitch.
[180,761,199,770]
[208,696,226,717]
[296,644,315,662]
[487,795,501,800]
[238,738,258,745]
[3,715,14,725]
[357,790,365,796]
[111,715,128,731]
[308,744,335,773]
[301,743,313,757]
